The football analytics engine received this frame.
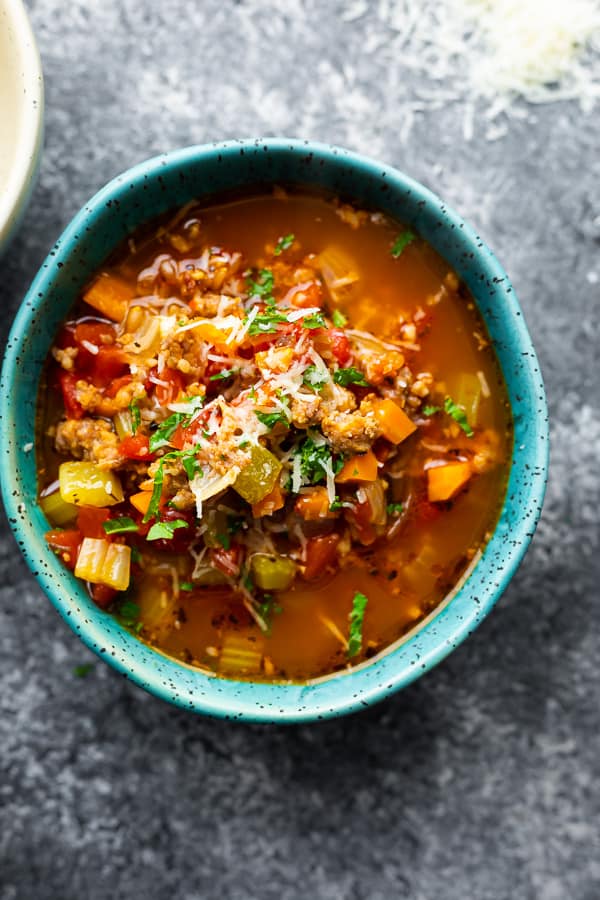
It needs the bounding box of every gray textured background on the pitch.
[2,2,599,899]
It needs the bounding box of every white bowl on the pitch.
[0,0,43,250]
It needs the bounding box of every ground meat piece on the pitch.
[188,292,244,318]
[319,384,357,417]
[354,347,404,386]
[76,378,146,417]
[55,417,123,469]
[162,332,208,377]
[321,399,379,455]
[52,346,78,371]
[290,392,322,428]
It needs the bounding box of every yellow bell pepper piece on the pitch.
[59,461,124,507]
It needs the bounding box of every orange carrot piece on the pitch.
[130,490,153,515]
[83,273,134,322]
[336,449,379,483]
[295,487,332,520]
[372,398,417,444]
[427,461,472,502]
[252,483,285,518]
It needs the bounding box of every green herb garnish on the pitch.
[182,452,200,480]
[129,399,141,435]
[390,229,416,258]
[73,663,94,678]
[386,503,403,516]
[302,312,326,329]
[144,460,165,523]
[444,396,474,437]
[246,268,274,298]
[329,496,343,511]
[302,366,328,391]
[117,599,140,628]
[296,435,341,486]
[333,367,369,387]
[209,368,239,381]
[255,409,289,430]
[347,591,368,657]
[146,519,188,541]
[422,405,441,416]
[332,309,348,327]
[179,581,195,591]
[102,516,138,535]
[149,412,189,453]
[130,547,142,564]
[274,233,294,255]
[247,296,288,335]
[216,532,231,550]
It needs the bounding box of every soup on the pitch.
[37,190,511,681]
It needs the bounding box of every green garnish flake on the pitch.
[303,365,328,391]
[333,367,369,387]
[330,496,343,511]
[246,268,274,298]
[390,229,416,258]
[143,460,164,523]
[179,581,195,591]
[209,368,239,381]
[131,547,142,565]
[347,591,368,657]
[302,312,326,330]
[444,396,474,437]
[256,595,283,635]
[248,297,288,336]
[386,503,403,516]
[102,516,138,535]
[73,663,94,678]
[146,519,188,541]
[216,532,231,550]
[255,408,289,430]
[296,435,340,486]
[117,599,141,628]
[182,452,200,481]
[422,405,441,417]
[149,412,189,453]
[332,309,348,328]
[274,233,294,255]
[129,399,141,435]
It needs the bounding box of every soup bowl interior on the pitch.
[0,140,548,722]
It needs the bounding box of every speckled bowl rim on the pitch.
[0,139,549,722]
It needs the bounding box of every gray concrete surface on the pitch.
[1,2,599,898]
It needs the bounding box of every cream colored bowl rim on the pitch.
[0,0,43,246]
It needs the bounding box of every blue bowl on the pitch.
[0,140,549,722]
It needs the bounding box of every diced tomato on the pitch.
[104,373,133,398]
[345,499,377,546]
[118,433,153,460]
[285,281,323,309]
[76,506,111,539]
[152,368,185,405]
[149,508,196,553]
[171,409,211,450]
[327,329,352,367]
[91,347,130,385]
[415,498,443,523]
[74,320,116,349]
[58,371,84,419]
[45,529,82,570]
[210,545,242,578]
[90,583,117,609]
[302,534,340,581]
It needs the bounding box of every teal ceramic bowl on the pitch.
[0,140,549,722]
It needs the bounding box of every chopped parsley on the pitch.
[390,229,416,258]
[422,404,441,416]
[247,296,288,335]
[255,409,289,430]
[302,366,328,390]
[179,581,195,591]
[333,367,369,387]
[102,516,139,535]
[444,396,474,437]
[274,233,294,255]
[149,412,188,453]
[386,503,403,516]
[182,451,201,480]
[146,519,188,541]
[73,663,94,678]
[246,268,274,299]
[347,591,368,657]
[216,532,231,550]
[129,399,141,435]
[116,599,140,628]
[302,312,326,329]
[329,496,343,511]
[332,309,348,327]
[130,547,142,565]
[209,368,239,381]
[296,435,342,486]
[256,594,283,635]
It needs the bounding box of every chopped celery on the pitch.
[233,445,282,504]
[40,490,78,526]
[114,409,133,440]
[218,630,264,675]
[74,538,131,590]
[450,374,481,428]
[251,554,296,591]
[59,461,124,507]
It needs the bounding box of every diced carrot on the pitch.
[427,461,472,502]
[130,491,153,515]
[83,273,133,322]
[302,535,340,581]
[58,371,84,419]
[372,398,417,444]
[294,487,332,520]
[336,449,378,483]
[252,483,285,518]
